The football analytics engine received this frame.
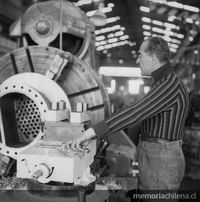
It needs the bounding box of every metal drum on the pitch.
[0,46,110,160]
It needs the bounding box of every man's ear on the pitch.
[151,54,157,65]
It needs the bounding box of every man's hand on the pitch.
[65,128,96,152]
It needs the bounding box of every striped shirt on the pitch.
[92,62,190,140]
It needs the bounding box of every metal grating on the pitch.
[15,95,41,143]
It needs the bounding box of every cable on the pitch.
[59,0,63,50]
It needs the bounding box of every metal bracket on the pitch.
[45,54,68,80]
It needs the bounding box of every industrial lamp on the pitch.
[90,2,107,26]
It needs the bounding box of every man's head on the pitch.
[136,37,170,76]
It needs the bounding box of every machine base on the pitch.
[27,179,95,198]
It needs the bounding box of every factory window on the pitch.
[128,79,144,94]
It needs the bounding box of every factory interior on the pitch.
[0,0,200,201]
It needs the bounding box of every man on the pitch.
[66,37,190,194]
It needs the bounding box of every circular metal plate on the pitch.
[1,72,71,110]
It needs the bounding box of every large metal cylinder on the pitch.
[0,46,110,159]
[10,0,95,60]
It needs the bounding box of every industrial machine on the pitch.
[0,1,138,201]
[0,0,110,162]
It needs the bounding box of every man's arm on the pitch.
[92,74,177,139]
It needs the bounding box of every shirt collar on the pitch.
[151,62,174,83]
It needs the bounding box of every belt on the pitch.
[139,138,182,150]
[140,136,176,144]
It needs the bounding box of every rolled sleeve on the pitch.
[92,120,110,139]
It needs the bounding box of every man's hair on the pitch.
[145,37,170,63]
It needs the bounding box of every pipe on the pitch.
[78,189,86,202]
